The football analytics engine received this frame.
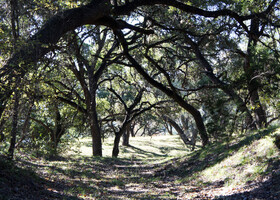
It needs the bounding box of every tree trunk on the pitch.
[7,0,20,159]
[187,36,256,129]
[123,51,209,146]
[181,115,189,134]
[88,62,103,156]
[0,102,8,136]
[51,104,66,154]
[243,18,267,128]
[113,122,129,157]
[249,86,267,128]
[112,117,131,157]
[15,100,34,148]
[164,121,173,135]
[131,122,140,137]
[164,116,191,146]
[177,101,208,146]
[89,109,102,157]
[113,132,122,157]
[0,113,8,142]
[8,90,19,159]
[87,89,102,157]
[190,124,198,150]
[245,72,267,128]
[0,132,4,142]
[122,125,130,146]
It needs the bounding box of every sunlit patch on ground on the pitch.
[68,135,190,163]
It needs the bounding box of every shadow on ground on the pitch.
[0,155,80,200]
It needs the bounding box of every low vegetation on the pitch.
[1,127,279,199]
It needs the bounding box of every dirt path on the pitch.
[2,154,279,200]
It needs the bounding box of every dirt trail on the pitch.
[1,154,279,200]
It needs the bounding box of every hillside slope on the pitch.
[155,126,280,199]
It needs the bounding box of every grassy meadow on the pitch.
[68,135,191,163]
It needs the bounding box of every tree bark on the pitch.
[164,116,191,146]
[15,100,34,148]
[7,0,20,159]
[244,18,267,128]
[185,35,256,129]
[164,122,173,135]
[90,122,102,157]
[113,132,122,157]
[112,119,130,157]
[130,121,137,137]
[190,124,198,150]
[181,115,189,134]
[0,112,8,143]
[117,37,209,146]
[122,123,130,146]
[51,104,66,154]
[8,90,19,159]
[88,93,102,157]
[244,56,267,128]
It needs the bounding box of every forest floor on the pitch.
[1,128,280,200]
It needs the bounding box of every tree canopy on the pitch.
[0,0,279,158]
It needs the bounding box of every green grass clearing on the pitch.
[67,135,191,163]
